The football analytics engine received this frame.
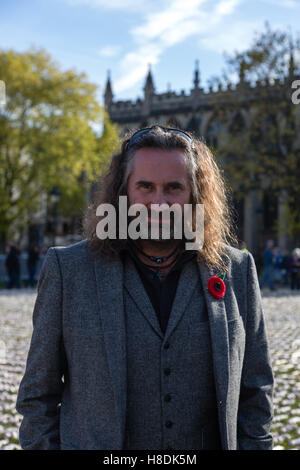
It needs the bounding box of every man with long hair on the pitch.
[16,125,274,450]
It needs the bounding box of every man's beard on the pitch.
[127,211,183,244]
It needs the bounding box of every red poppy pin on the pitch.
[207,273,226,299]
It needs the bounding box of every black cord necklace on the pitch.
[139,257,179,280]
[128,240,183,280]
[132,240,180,264]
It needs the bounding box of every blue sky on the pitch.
[0,0,299,104]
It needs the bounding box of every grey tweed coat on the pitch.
[16,240,274,450]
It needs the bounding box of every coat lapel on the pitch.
[123,255,163,338]
[164,261,199,341]
[197,257,230,450]
[94,253,127,442]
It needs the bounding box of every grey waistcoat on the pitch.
[123,255,222,450]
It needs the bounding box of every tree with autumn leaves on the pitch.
[0,47,120,250]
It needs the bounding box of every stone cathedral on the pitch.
[104,60,300,263]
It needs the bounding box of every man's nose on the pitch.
[148,189,169,206]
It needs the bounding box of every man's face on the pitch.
[127,147,192,240]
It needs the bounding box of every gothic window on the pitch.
[206,119,222,149]
[229,113,245,134]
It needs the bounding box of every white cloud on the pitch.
[260,0,299,8]
[115,43,162,92]
[66,0,263,95]
[98,45,121,57]
[214,0,241,15]
[115,0,208,92]
[115,0,246,93]
[199,18,262,54]
[131,0,207,43]
[66,0,163,11]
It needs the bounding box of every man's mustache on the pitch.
[128,209,176,223]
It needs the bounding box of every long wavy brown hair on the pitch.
[82,125,238,273]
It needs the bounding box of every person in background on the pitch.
[5,243,21,289]
[288,248,300,290]
[273,246,283,287]
[280,250,290,286]
[239,241,249,253]
[27,245,40,288]
[259,240,275,291]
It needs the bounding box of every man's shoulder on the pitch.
[46,239,98,268]
[47,238,87,257]
[222,243,250,267]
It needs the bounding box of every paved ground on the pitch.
[0,287,299,450]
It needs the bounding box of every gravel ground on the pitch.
[0,287,299,450]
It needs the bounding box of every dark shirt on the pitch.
[119,241,197,334]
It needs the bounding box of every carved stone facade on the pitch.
[104,61,300,264]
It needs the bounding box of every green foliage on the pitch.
[209,24,300,239]
[224,21,293,82]
[0,47,120,242]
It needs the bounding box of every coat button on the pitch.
[165,420,173,428]
[164,367,171,376]
[164,342,170,350]
[164,393,172,402]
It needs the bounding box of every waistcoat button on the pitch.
[165,420,173,428]
[164,342,170,349]
[164,367,171,376]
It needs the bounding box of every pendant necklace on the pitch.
[132,240,180,264]
[128,240,182,280]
